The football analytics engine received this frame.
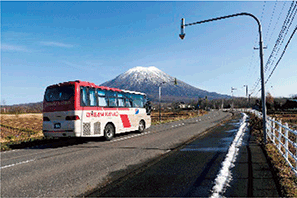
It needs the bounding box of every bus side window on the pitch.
[107,91,117,107]
[80,86,89,107]
[125,99,131,107]
[124,93,132,107]
[118,93,125,107]
[139,95,144,107]
[97,89,107,107]
[89,88,97,106]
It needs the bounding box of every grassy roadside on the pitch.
[249,113,297,197]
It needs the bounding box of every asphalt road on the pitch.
[87,112,244,197]
[1,110,231,197]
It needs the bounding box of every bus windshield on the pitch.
[45,85,74,102]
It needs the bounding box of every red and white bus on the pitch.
[43,80,151,140]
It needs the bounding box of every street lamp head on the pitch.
[179,34,185,40]
[179,18,185,40]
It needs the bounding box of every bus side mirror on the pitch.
[145,101,152,115]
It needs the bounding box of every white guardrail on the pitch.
[235,108,297,176]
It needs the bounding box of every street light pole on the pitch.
[159,82,165,122]
[158,79,178,122]
[180,12,267,143]
[243,85,248,98]
[231,87,236,109]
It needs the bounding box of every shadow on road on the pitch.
[7,130,143,150]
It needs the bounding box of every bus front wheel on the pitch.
[104,123,115,141]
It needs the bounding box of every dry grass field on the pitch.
[1,113,43,145]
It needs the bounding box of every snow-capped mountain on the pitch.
[101,66,229,102]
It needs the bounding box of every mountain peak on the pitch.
[127,66,160,73]
[119,66,172,85]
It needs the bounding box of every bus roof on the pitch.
[46,80,146,95]
[121,89,146,96]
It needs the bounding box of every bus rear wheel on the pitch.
[138,120,145,133]
[104,123,115,141]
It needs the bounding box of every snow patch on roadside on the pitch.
[210,113,248,198]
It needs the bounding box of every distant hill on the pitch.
[101,66,230,102]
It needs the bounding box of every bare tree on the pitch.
[1,99,6,113]
[266,92,274,104]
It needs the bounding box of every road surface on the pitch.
[86,112,280,197]
[1,110,231,197]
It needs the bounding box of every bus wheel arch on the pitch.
[104,122,115,141]
[138,120,146,133]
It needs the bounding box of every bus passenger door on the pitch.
[80,86,91,136]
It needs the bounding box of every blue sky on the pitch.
[1,1,297,105]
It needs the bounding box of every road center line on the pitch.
[1,159,35,170]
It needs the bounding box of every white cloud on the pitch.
[40,41,74,48]
[62,61,88,70]
[1,44,30,52]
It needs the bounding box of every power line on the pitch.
[264,1,296,72]
[265,25,297,84]
[250,1,297,96]
[260,1,267,23]
[256,25,297,94]
[264,0,278,41]
[266,1,297,73]
[268,1,287,43]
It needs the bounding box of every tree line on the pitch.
[1,100,43,114]
[1,93,295,114]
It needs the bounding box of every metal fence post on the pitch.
[268,119,272,141]
[272,118,275,144]
[278,120,282,151]
[285,122,289,161]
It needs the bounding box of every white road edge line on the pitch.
[2,149,16,154]
[1,159,35,170]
